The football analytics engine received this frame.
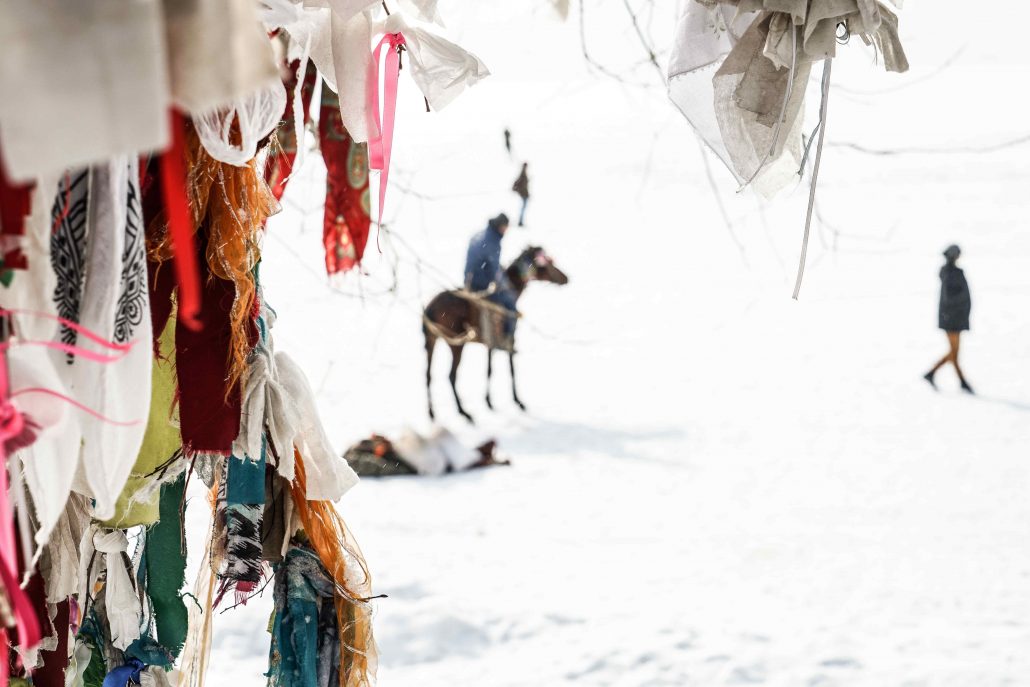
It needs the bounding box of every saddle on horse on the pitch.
[471,297,516,353]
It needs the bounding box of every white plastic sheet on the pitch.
[192,82,288,166]
[384,13,490,112]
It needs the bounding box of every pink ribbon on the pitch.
[367,32,406,232]
[0,312,140,662]
[0,325,41,658]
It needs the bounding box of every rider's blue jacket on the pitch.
[464,224,504,292]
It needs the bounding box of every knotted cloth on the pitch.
[668,0,907,195]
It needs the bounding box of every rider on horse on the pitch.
[464,213,517,342]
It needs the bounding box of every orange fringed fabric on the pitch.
[149,122,278,392]
[288,449,377,687]
[185,126,276,391]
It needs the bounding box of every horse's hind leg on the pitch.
[485,350,494,410]
[510,351,526,412]
[425,330,437,420]
[449,344,474,422]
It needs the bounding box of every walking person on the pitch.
[924,244,973,393]
[512,162,530,227]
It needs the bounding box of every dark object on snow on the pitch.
[512,163,530,226]
[344,435,510,477]
[512,164,529,200]
[468,440,512,469]
[504,128,512,155]
[344,435,417,477]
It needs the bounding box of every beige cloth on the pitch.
[163,0,280,114]
[0,0,169,181]
[669,0,908,195]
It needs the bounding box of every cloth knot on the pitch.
[0,400,23,443]
[386,32,406,50]
[93,528,129,554]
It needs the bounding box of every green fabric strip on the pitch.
[145,474,189,659]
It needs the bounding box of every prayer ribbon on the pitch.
[0,315,41,666]
[160,111,203,331]
[367,32,406,232]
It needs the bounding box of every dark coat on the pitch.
[512,170,529,199]
[465,224,504,292]
[938,263,971,332]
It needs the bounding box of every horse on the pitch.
[423,245,569,422]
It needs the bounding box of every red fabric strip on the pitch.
[159,111,203,331]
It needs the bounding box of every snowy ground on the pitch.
[201,2,1030,685]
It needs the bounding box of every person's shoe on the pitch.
[923,371,937,390]
[960,379,974,394]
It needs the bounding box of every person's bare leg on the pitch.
[950,332,973,392]
[925,332,952,388]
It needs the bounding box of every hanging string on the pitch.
[792,59,832,300]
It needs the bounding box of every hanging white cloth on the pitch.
[77,526,141,650]
[668,1,908,196]
[51,159,152,522]
[0,0,169,182]
[7,178,82,550]
[382,13,490,112]
[274,352,359,500]
[162,0,281,114]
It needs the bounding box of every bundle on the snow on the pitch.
[345,429,510,477]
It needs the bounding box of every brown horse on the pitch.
[423,246,569,422]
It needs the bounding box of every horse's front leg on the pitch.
[510,351,526,412]
[449,344,474,423]
[486,349,494,410]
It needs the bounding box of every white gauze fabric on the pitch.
[192,81,288,166]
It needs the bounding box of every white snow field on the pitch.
[200,2,1030,685]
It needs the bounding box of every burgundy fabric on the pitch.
[0,144,33,271]
[31,600,69,687]
[149,235,242,455]
[143,161,245,455]
[7,521,50,680]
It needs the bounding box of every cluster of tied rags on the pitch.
[0,1,491,687]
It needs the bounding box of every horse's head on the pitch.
[517,246,569,286]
